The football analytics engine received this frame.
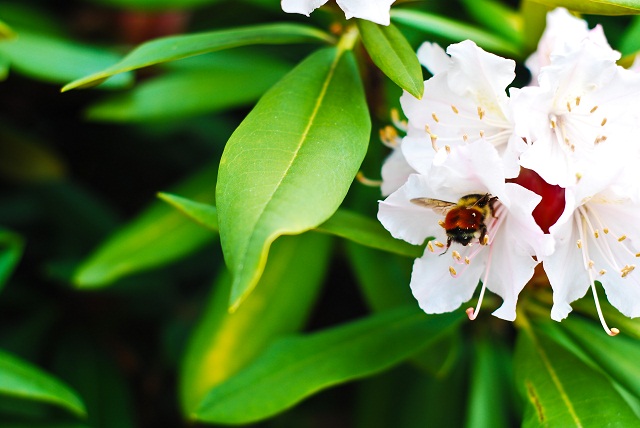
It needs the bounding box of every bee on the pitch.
[411,193,497,253]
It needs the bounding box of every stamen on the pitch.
[432,113,440,123]
[590,105,598,113]
[465,257,470,265]
[355,172,382,187]
[452,250,461,261]
[435,241,445,248]
[466,240,495,321]
[379,126,399,148]
[482,235,489,245]
[463,134,468,142]
[604,228,609,234]
[430,134,439,151]
[567,102,572,112]
[576,173,582,182]
[601,118,607,127]
[438,220,445,227]
[619,235,627,242]
[449,266,457,276]
[577,240,582,249]
[636,253,640,258]
[451,105,459,114]
[425,124,431,134]
[427,241,435,253]
[576,96,581,106]
[588,260,595,268]
[390,108,407,131]
[550,120,557,129]
[599,269,607,275]
[594,230,599,238]
[445,145,451,154]
[479,130,485,138]
[477,106,485,120]
[621,264,635,278]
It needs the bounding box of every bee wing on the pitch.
[410,198,455,215]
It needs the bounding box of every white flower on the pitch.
[379,112,415,196]
[399,40,522,179]
[511,38,640,188]
[378,140,551,321]
[544,167,640,335]
[281,0,396,25]
[526,8,614,84]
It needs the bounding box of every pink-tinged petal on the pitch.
[336,0,395,25]
[429,139,508,204]
[417,42,450,75]
[381,146,415,196]
[410,249,487,314]
[377,174,443,245]
[281,0,328,16]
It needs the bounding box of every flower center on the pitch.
[549,96,609,155]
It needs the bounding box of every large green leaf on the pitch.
[86,53,291,122]
[157,193,218,232]
[357,20,423,99]
[62,23,334,91]
[461,0,522,44]
[0,19,14,39]
[0,348,86,417]
[390,9,522,57]
[180,233,331,415]
[193,308,464,424]
[216,46,370,310]
[0,228,23,293]
[0,30,131,88]
[528,0,640,14]
[515,324,638,427]
[73,166,217,288]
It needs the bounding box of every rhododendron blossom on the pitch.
[281,0,396,25]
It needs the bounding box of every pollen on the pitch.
[451,105,459,114]
[464,257,470,265]
[432,113,440,123]
[604,228,609,234]
[452,250,461,261]
[599,269,607,275]
[636,252,640,258]
[590,105,598,113]
[477,106,485,120]
[550,120,557,129]
[577,240,582,249]
[576,96,581,106]
[427,241,435,253]
[594,230,600,238]
[567,101,572,112]
[438,220,445,227]
[621,264,635,278]
[619,235,627,242]
[449,266,457,276]
[601,118,608,127]
[435,241,445,248]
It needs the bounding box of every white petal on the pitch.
[381,146,415,196]
[336,0,396,25]
[281,0,328,16]
[399,133,435,177]
[377,174,443,245]
[410,249,486,314]
[416,42,450,75]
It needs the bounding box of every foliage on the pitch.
[1,0,640,427]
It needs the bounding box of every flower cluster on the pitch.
[378,8,640,335]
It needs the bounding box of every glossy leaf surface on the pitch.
[0,228,23,293]
[528,0,640,15]
[216,47,370,310]
[0,349,86,417]
[180,233,331,415]
[357,20,424,99]
[62,23,334,91]
[194,308,463,424]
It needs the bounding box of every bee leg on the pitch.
[439,236,452,256]
[479,225,488,245]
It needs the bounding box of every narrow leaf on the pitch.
[194,308,464,424]
[0,348,86,417]
[515,325,638,427]
[0,30,131,88]
[62,23,334,91]
[528,0,640,15]
[73,166,217,287]
[157,192,217,232]
[357,20,423,98]
[0,228,23,292]
[216,47,370,310]
[317,209,423,258]
[461,0,522,44]
[180,233,332,415]
[391,9,522,57]
[84,0,220,9]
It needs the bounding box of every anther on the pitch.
[601,118,608,127]
[449,266,457,276]
[604,228,609,234]
[482,235,489,245]
[550,120,556,129]
[576,173,582,182]
[576,96,581,106]
[452,250,461,261]
[567,102,572,112]
[594,230,600,238]
[432,113,440,123]
[435,241,445,248]
[355,172,383,187]
[588,260,595,268]
[577,240,582,249]
[599,269,607,275]
[427,241,435,253]
[438,220,445,227]
[590,106,598,113]
[621,265,635,278]
[465,257,470,265]
[425,124,431,133]
[451,105,459,114]
[445,145,451,154]
[463,134,468,142]
[430,134,439,151]
[479,130,485,138]
[636,253,640,258]
[477,106,485,120]
[619,235,627,242]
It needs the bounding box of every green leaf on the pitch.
[180,233,332,415]
[317,209,423,258]
[0,19,15,39]
[514,324,638,427]
[0,53,8,81]
[193,308,464,424]
[0,30,131,88]
[85,0,220,9]
[86,53,291,122]
[62,23,334,91]
[560,315,640,400]
[357,20,423,99]
[527,0,640,15]
[0,127,66,182]
[157,193,217,232]
[73,166,217,288]
[0,228,23,292]
[216,46,370,310]
[391,9,522,57]
[461,0,522,44]
[0,348,86,417]
[619,15,640,55]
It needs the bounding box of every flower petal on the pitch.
[336,0,396,25]
[381,145,415,196]
[417,42,450,75]
[281,0,328,16]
